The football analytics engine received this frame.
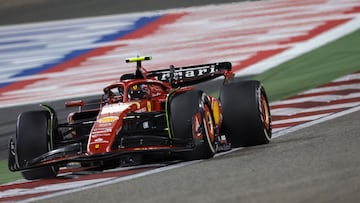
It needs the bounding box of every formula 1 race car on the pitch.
[8,56,272,180]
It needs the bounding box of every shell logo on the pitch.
[98,116,119,123]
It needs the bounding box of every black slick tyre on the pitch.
[220,80,272,147]
[16,110,58,180]
[169,90,216,160]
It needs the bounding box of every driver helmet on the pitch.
[129,84,149,100]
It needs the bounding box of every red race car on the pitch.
[8,56,272,180]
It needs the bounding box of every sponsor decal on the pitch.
[98,116,118,123]
[90,138,110,145]
[98,123,113,127]
[95,138,109,143]
[91,128,112,138]
[92,128,112,133]
[101,103,132,114]
[91,133,111,138]
[157,65,217,81]
[95,138,103,142]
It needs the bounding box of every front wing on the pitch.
[8,141,196,172]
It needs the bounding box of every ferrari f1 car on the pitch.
[8,56,272,180]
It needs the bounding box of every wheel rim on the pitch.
[203,104,216,153]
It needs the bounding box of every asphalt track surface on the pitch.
[1,0,360,202]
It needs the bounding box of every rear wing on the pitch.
[147,62,233,87]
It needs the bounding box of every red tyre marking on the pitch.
[261,94,271,130]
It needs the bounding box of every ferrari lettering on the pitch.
[158,66,217,81]
[185,71,195,77]
[197,67,210,76]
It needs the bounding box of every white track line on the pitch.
[272,105,360,138]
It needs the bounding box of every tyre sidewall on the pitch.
[220,80,271,147]
[16,110,58,179]
[169,90,216,160]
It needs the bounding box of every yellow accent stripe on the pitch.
[125,56,152,63]
[165,88,179,139]
[40,104,54,150]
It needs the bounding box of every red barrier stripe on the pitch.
[233,48,287,72]
[271,96,360,109]
[271,108,344,121]
[279,19,351,44]
[288,89,360,100]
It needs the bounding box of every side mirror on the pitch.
[65,100,84,111]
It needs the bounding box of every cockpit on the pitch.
[103,81,170,104]
[103,85,124,103]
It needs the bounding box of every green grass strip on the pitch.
[253,29,360,102]
[0,159,22,184]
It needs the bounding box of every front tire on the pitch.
[15,110,59,180]
[220,80,272,147]
[169,90,216,160]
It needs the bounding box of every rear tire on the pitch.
[220,80,272,147]
[16,110,59,180]
[169,90,216,160]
